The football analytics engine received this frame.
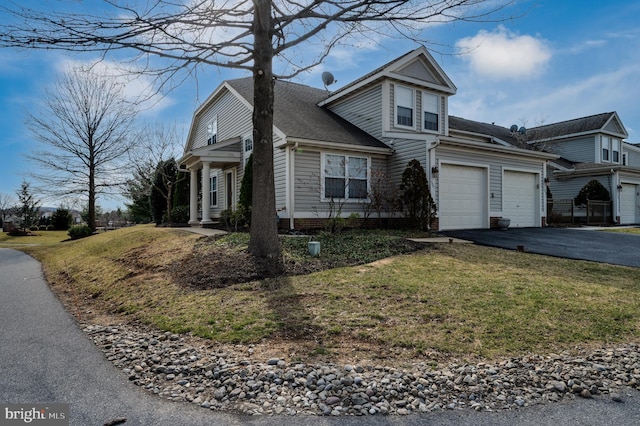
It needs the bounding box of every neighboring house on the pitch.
[179,47,557,231]
[524,112,640,224]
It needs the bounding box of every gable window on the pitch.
[422,92,439,132]
[210,176,218,207]
[323,154,369,200]
[602,136,610,162]
[244,136,253,164]
[612,138,620,163]
[207,116,217,145]
[395,85,414,128]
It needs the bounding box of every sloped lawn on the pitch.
[20,225,640,362]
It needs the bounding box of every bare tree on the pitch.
[26,66,138,231]
[127,124,182,224]
[0,193,15,228]
[0,0,515,268]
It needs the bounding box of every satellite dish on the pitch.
[518,126,527,135]
[322,71,336,88]
[510,124,518,132]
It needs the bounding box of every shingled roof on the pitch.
[526,112,620,141]
[448,116,520,145]
[227,77,390,151]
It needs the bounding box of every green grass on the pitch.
[0,230,69,247]
[16,225,640,360]
[604,227,640,235]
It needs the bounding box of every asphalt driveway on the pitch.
[444,227,640,268]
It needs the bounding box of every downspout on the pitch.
[427,138,441,227]
[288,141,298,230]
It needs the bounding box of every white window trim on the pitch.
[422,91,440,133]
[320,152,371,202]
[394,84,415,130]
[243,135,253,165]
[210,175,218,207]
[602,135,610,163]
[612,138,620,163]
[207,115,218,145]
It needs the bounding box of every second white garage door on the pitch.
[439,164,487,230]
[503,170,538,228]
[620,183,638,224]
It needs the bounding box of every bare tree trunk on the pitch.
[88,143,96,231]
[248,0,282,272]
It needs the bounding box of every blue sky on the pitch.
[1,0,638,211]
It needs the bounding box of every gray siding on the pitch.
[544,136,596,163]
[385,137,432,188]
[328,85,383,139]
[293,149,387,217]
[435,146,545,213]
[274,144,287,211]
[624,146,640,167]
[548,173,615,201]
[192,90,252,149]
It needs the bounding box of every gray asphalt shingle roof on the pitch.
[227,77,390,150]
[448,116,520,145]
[526,112,616,140]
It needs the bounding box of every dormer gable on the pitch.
[602,113,628,137]
[319,46,456,108]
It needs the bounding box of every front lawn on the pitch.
[19,225,640,362]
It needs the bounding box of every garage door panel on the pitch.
[620,184,638,224]
[439,164,487,230]
[503,171,538,228]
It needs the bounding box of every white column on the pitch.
[201,162,213,225]
[188,168,199,226]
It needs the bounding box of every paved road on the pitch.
[2,248,640,425]
[445,227,640,268]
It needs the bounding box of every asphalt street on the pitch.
[1,248,640,425]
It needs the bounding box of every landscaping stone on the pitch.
[82,323,640,416]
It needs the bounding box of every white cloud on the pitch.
[450,63,640,139]
[455,26,551,80]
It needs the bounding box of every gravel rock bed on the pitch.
[84,323,640,416]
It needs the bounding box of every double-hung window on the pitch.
[210,176,218,207]
[244,136,253,164]
[323,154,369,200]
[422,92,439,132]
[395,85,414,128]
[612,138,620,163]
[602,136,610,162]
[207,116,217,145]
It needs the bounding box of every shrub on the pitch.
[575,179,610,206]
[68,225,93,240]
[239,153,253,225]
[399,159,437,230]
[30,225,39,231]
[220,209,245,232]
[46,225,55,231]
[51,207,73,230]
[169,205,190,224]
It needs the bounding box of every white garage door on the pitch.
[620,184,638,224]
[439,164,487,230]
[503,171,538,228]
